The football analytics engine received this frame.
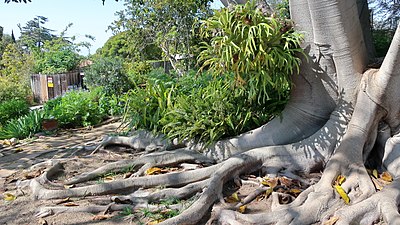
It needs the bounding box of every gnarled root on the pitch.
[65,149,214,184]
[31,162,218,200]
[331,179,400,225]
[91,130,172,155]
[35,202,185,218]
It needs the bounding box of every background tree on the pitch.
[369,0,400,30]
[18,16,56,51]
[0,43,34,102]
[97,30,161,60]
[368,0,399,57]
[110,0,212,74]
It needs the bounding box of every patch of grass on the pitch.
[120,206,134,216]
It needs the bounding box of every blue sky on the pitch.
[0,0,223,55]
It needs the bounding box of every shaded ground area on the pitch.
[0,121,318,225]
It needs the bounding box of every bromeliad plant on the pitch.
[198,0,304,103]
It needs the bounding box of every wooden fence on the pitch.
[31,70,83,103]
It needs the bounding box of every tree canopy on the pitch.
[109,0,212,73]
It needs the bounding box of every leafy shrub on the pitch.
[198,0,303,103]
[123,70,284,146]
[32,30,82,75]
[161,74,284,145]
[98,93,129,117]
[125,61,152,77]
[0,43,34,103]
[125,73,175,133]
[0,99,30,126]
[0,77,32,103]
[0,110,44,140]
[84,57,133,95]
[44,89,107,128]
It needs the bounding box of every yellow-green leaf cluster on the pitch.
[198,0,304,103]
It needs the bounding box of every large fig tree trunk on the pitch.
[27,0,400,224]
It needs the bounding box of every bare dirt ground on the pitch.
[0,122,134,225]
[0,121,314,225]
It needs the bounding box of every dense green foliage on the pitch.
[198,1,303,103]
[0,33,14,62]
[0,109,44,139]
[44,89,108,128]
[1,1,298,146]
[161,74,283,145]
[0,99,30,126]
[97,31,162,61]
[84,57,133,95]
[110,0,212,73]
[0,43,34,103]
[123,69,284,145]
[32,23,84,75]
[33,37,82,74]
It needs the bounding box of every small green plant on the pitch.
[0,99,30,126]
[0,109,44,140]
[159,197,181,206]
[120,206,134,216]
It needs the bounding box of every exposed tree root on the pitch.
[35,202,184,218]
[91,130,172,155]
[331,179,400,225]
[65,149,214,184]
[31,162,218,200]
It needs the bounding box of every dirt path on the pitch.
[0,122,137,225]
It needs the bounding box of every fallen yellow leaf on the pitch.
[323,216,339,225]
[104,176,114,183]
[232,192,240,201]
[381,171,393,182]
[335,175,346,186]
[3,193,16,201]
[226,192,241,203]
[238,205,246,213]
[64,184,75,189]
[261,177,278,188]
[147,219,164,225]
[289,189,302,195]
[92,215,112,221]
[145,167,162,175]
[63,202,79,207]
[14,148,23,152]
[372,169,379,179]
[334,185,350,204]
